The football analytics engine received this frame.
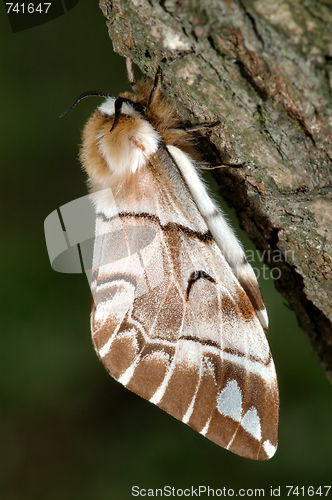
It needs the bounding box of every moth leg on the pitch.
[148,66,162,107]
[169,120,244,169]
[197,163,244,170]
[166,121,220,133]
[184,120,221,131]
[126,58,136,87]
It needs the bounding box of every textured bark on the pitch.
[99,0,332,379]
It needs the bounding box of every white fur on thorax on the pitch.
[97,98,160,175]
[89,189,118,219]
[99,98,138,118]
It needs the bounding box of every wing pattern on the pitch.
[90,174,278,460]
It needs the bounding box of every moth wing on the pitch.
[90,184,278,461]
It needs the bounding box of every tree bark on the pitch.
[99,0,332,379]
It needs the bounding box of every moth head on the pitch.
[80,95,160,190]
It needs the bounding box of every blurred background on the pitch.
[1,1,331,498]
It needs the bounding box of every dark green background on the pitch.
[1,1,331,498]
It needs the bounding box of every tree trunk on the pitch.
[99,0,332,379]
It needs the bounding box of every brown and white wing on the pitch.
[90,149,279,461]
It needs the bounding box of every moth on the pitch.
[78,59,279,460]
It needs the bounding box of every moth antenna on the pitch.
[147,66,162,107]
[110,97,146,132]
[110,98,124,132]
[60,91,111,118]
[126,58,136,87]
